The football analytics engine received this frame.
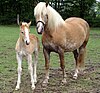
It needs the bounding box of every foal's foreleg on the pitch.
[42,48,50,85]
[33,51,38,83]
[59,52,67,83]
[27,54,35,90]
[15,53,22,90]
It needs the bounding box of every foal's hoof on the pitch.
[34,80,37,84]
[73,75,78,80]
[31,85,35,90]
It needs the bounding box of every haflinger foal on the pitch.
[15,21,39,90]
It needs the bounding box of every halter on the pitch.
[36,21,45,26]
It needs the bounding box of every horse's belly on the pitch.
[65,40,84,52]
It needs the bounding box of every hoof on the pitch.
[73,75,78,80]
[42,82,48,87]
[31,85,35,90]
[62,78,67,84]
[42,79,48,87]
[15,86,20,91]
[34,80,37,84]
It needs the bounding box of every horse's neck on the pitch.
[47,6,65,31]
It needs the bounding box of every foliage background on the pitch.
[0,0,100,27]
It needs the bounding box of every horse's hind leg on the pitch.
[73,49,79,79]
[73,41,87,79]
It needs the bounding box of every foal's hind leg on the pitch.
[33,50,38,84]
[27,54,35,90]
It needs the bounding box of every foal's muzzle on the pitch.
[36,21,45,34]
[26,41,30,45]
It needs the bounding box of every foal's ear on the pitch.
[28,21,31,27]
[19,21,22,26]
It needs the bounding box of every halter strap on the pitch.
[36,21,45,26]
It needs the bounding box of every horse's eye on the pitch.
[21,31,24,34]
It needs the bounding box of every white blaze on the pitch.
[24,27,30,44]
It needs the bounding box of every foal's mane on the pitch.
[34,2,65,29]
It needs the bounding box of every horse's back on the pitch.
[65,17,86,23]
[65,17,89,39]
[63,17,90,50]
[65,17,89,31]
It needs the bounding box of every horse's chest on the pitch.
[43,40,59,52]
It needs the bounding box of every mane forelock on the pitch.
[34,2,65,29]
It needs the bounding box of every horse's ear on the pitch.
[34,0,39,6]
[46,1,49,7]
[28,21,31,27]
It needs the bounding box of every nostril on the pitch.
[26,41,29,45]
[42,27,44,31]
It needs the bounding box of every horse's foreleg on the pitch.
[59,51,67,83]
[27,54,35,90]
[42,48,50,86]
[15,53,22,90]
[33,50,38,84]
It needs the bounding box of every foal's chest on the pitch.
[18,48,28,56]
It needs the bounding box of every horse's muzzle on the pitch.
[36,21,45,34]
[36,25,44,34]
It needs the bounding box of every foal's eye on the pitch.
[21,32,24,34]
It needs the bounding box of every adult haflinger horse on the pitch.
[34,2,90,85]
[15,21,39,90]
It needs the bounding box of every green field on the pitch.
[0,26,100,93]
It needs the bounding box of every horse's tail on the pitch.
[83,21,90,47]
[78,21,90,69]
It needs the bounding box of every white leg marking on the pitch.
[73,68,79,79]
[15,53,22,90]
[33,51,38,83]
[27,54,35,90]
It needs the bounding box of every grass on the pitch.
[0,25,100,93]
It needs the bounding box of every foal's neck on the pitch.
[19,34,26,47]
